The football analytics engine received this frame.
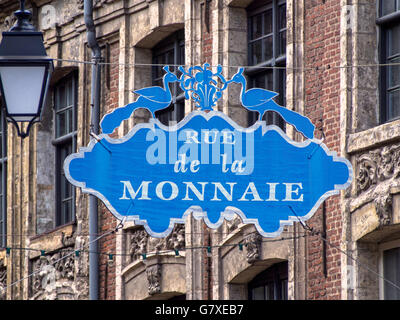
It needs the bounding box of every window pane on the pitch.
[248,262,288,301]
[251,41,262,65]
[252,287,265,300]
[263,36,274,61]
[251,14,263,40]
[389,58,400,88]
[383,248,400,300]
[265,283,274,300]
[57,111,66,137]
[279,4,286,30]
[57,84,66,110]
[61,200,71,226]
[388,89,400,119]
[263,10,273,35]
[68,108,73,133]
[389,25,400,56]
[281,279,288,300]
[279,30,287,55]
[382,0,397,16]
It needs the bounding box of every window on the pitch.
[53,74,77,227]
[381,246,400,300]
[0,109,6,248]
[248,261,288,300]
[247,0,286,127]
[152,30,185,126]
[377,0,400,122]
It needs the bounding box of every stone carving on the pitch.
[244,233,262,264]
[30,249,76,300]
[146,264,161,295]
[3,14,17,30]
[77,0,115,10]
[129,229,149,262]
[356,154,377,193]
[127,224,185,263]
[166,224,185,251]
[226,215,242,233]
[0,259,6,300]
[376,195,392,226]
[356,144,400,194]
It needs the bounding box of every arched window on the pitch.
[248,261,288,300]
[152,30,185,125]
[247,0,286,127]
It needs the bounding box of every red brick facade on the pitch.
[304,0,342,299]
[98,42,119,300]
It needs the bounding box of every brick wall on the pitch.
[98,42,119,300]
[304,0,342,300]
[202,0,213,300]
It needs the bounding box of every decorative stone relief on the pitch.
[127,224,185,264]
[0,259,6,300]
[244,233,262,264]
[30,249,78,300]
[77,0,115,10]
[356,145,400,195]
[3,14,16,30]
[376,195,392,226]
[351,144,400,227]
[226,215,242,234]
[146,264,161,295]
[166,224,185,251]
[129,229,149,262]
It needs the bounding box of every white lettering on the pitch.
[238,182,263,201]
[182,182,208,201]
[283,183,304,202]
[174,154,188,173]
[156,181,179,201]
[266,183,279,201]
[211,183,237,201]
[185,130,200,144]
[119,181,151,200]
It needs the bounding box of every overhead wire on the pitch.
[0,56,398,295]
[291,207,400,294]
[51,57,400,71]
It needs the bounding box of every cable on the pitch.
[1,233,307,258]
[0,230,308,238]
[0,223,121,293]
[51,57,400,71]
[290,206,400,294]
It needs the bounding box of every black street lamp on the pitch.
[0,0,53,138]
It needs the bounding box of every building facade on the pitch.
[0,0,399,300]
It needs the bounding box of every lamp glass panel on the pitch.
[0,66,45,121]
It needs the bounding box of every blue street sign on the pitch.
[64,64,353,238]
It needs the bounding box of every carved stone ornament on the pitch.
[4,14,17,30]
[30,249,76,300]
[0,259,6,300]
[356,145,400,195]
[226,215,242,233]
[129,229,149,262]
[376,195,392,226]
[244,233,262,264]
[128,224,185,263]
[77,0,115,10]
[146,264,161,296]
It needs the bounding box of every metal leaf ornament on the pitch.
[178,63,229,111]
